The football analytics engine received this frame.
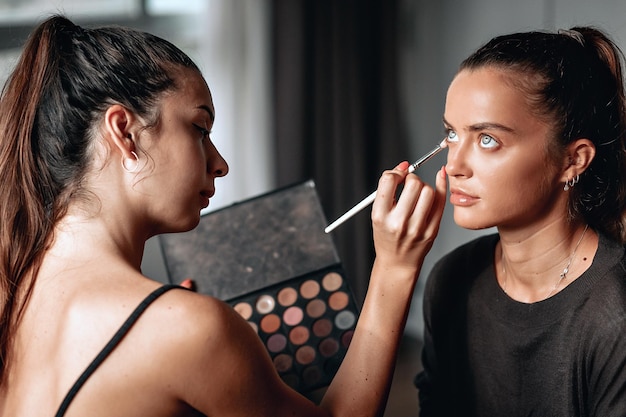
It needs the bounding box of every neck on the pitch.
[497,221,596,303]
[49,211,145,271]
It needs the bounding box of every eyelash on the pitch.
[479,134,499,148]
[193,124,211,140]
[443,127,500,149]
[444,127,458,142]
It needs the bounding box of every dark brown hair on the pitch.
[460,27,626,243]
[0,14,199,382]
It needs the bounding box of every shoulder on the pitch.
[568,235,626,344]
[138,285,247,353]
[59,283,285,415]
[584,233,626,309]
[132,286,287,412]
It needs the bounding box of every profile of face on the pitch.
[443,66,566,232]
[134,68,229,234]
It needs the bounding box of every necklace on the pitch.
[501,224,589,298]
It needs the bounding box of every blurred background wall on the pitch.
[1,0,625,341]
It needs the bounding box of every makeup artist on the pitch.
[415,26,626,416]
[0,15,446,417]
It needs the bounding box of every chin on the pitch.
[181,216,202,232]
[453,212,496,231]
[165,214,201,234]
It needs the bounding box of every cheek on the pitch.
[484,163,549,203]
[452,158,557,229]
[176,144,207,174]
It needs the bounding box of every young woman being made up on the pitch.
[415,26,626,417]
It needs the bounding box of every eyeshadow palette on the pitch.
[228,265,357,392]
[158,180,360,395]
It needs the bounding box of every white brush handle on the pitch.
[324,140,446,233]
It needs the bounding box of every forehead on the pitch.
[167,68,215,121]
[445,67,538,129]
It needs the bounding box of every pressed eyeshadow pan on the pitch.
[228,266,358,393]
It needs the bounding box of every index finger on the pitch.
[373,161,410,214]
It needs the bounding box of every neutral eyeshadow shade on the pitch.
[328,291,349,311]
[295,345,316,365]
[302,365,322,385]
[341,330,354,348]
[299,279,320,299]
[289,325,310,345]
[248,321,258,334]
[312,318,333,338]
[277,287,298,306]
[306,299,326,318]
[260,313,281,333]
[334,310,356,330]
[267,333,288,353]
[322,272,343,292]
[273,353,293,372]
[233,302,253,320]
[283,306,304,326]
[281,373,298,388]
[319,337,340,358]
[255,294,276,314]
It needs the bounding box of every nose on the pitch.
[445,137,471,178]
[207,140,229,178]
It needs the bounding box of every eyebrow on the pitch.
[198,104,215,122]
[442,117,514,133]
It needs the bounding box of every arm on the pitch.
[173,163,447,417]
[319,163,447,416]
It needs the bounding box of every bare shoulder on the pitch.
[130,286,260,374]
[135,287,318,416]
[137,286,244,354]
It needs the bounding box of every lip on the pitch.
[449,187,479,206]
[200,189,215,209]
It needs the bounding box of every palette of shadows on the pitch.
[158,180,359,394]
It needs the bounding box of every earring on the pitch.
[122,151,139,173]
[563,174,579,191]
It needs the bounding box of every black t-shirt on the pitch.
[416,232,626,417]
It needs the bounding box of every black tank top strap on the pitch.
[55,284,185,417]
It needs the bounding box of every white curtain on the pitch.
[143,0,274,281]
[197,0,274,214]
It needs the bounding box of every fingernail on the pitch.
[181,278,196,290]
[396,161,410,170]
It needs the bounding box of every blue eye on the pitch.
[446,130,458,142]
[479,134,499,149]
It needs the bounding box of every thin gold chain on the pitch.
[501,224,589,298]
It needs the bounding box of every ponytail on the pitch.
[0,16,63,381]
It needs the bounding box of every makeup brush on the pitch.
[324,139,447,233]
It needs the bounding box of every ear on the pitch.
[562,138,596,180]
[102,104,138,159]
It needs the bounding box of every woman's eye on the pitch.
[446,130,458,142]
[479,134,499,149]
[193,124,211,141]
